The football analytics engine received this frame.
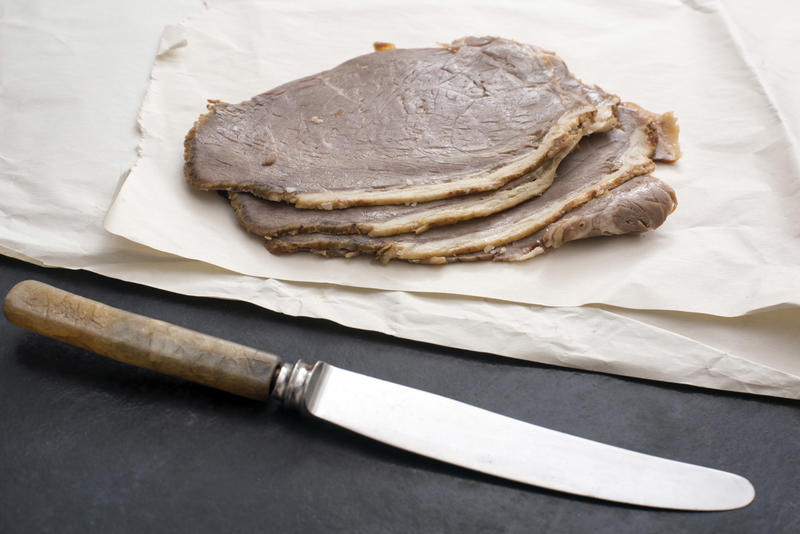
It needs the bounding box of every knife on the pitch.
[3,280,754,510]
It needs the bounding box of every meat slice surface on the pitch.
[226,43,620,235]
[185,36,614,209]
[228,144,567,237]
[453,175,677,262]
[228,95,603,239]
[279,175,676,262]
[264,103,677,262]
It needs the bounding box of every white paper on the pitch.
[721,0,800,151]
[80,263,800,399]
[105,0,800,317]
[1,0,799,399]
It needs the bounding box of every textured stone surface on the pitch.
[0,255,797,533]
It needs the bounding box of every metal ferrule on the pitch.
[271,360,313,412]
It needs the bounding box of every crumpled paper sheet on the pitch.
[1,0,799,399]
[104,0,800,317]
[721,0,800,151]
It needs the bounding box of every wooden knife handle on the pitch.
[3,280,282,400]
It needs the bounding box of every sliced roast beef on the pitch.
[264,103,678,262]
[186,36,618,209]
[452,175,677,262]
[229,117,578,238]
[278,175,676,262]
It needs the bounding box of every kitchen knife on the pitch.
[2,280,754,510]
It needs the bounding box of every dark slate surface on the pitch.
[0,254,797,533]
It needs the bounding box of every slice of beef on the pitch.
[452,175,677,262]
[228,147,565,237]
[185,36,617,209]
[228,110,584,238]
[278,175,675,262]
[264,103,678,262]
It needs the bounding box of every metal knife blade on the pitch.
[295,361,754,511]
[3,280,754,510]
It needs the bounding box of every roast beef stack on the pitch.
[184,37,680,264]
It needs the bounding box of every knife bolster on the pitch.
[271,360,314,412]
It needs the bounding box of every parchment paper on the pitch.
[1,0,799,399]
[105,0,800,317]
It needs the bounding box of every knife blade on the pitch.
[2,280,754,510]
